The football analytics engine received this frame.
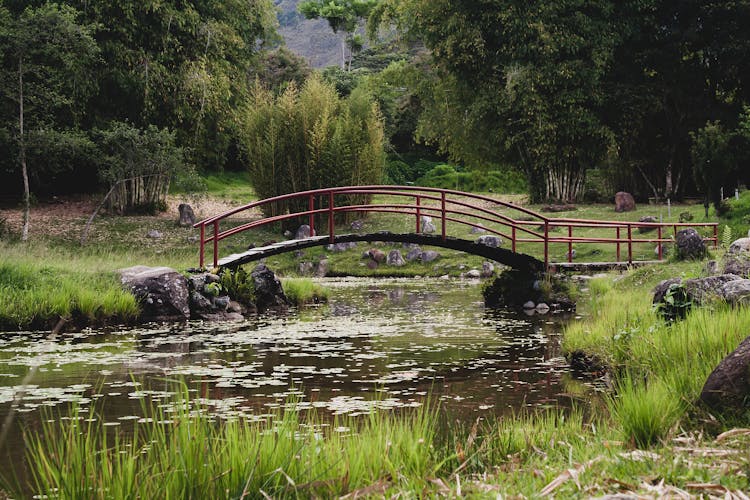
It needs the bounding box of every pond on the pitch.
[0,277,578,478]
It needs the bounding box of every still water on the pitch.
[0,278,576,472]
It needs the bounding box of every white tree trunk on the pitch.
[19,58,29,242]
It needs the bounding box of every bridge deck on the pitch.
[217,232,545,274]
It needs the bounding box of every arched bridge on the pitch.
[193,186,718,273]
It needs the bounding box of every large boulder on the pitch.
[406,246,423,262]
[250,264,289,311]
[653,274,742,307]
[675,228,707,260]
[178,203,196,227]
[700,335,750,412]
[614,192,636,212]
[420,250,440,263]
[367,248,387,263]
[723,238,750,278]
[721,279,750,306]
[294,225,313,239]
[118,266,190,323]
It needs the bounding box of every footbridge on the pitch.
[193,186,718,272]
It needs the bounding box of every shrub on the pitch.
[416,164,526,193]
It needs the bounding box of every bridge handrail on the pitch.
[193,185,719,269]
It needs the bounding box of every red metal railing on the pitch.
[193,186,719,269]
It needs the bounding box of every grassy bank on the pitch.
[564,261,750,446]
[0,243,140,330]
[7,389,750,498]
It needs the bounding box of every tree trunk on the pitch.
[19,58,30,242]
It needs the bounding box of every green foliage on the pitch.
[691,121,736,214]
[95,122,185,214]
[721,225,733,249]
[416,163,527,193]
[218,268,255,305]
[654,283,691,322]
[238,75,385,218]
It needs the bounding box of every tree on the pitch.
[298,0,377,70]
[389,0,618,202]
[0,3,98,240]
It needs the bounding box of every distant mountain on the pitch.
[274,0,343,69]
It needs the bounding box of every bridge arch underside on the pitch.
[218,232,544,275]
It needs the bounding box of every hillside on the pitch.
[275,0,343,68]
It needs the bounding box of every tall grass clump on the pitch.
[606,373,684,448]
[239,74,385,220]
[0,244,139,330]
[282,278,329,305]
[11,390,437,498]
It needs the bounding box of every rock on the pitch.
[722,241,750,277]
[146,230,163,239]
[283,230,293,238]
[700,335,750,412]
[188,274,207,292]
[406,247,423,262]
[228,301,243,314]
[368,248,387,263]
[386,250,406,267]
[250,264,289,311]
[567,249,576,260]
[213,295,230,311]
[653,274,742,307]
[535,303,550,314]
[178,203,196,227]
[675,228,707,260]
[326,242,355,253]
[523,301,536,309]
[189,290,212,313]
[420,250,440,263]
[421,216,436,234]
[705,260,721,276]
[721,279,750,306]
[470,224,487,234]
[366,260,378,270]
[637,215,658,233]
[314,259,329,277]
[614,192,636,212]
[465,269,481,279]
[298,261,314,275]
[205,273,220,284]
[351,220,364,231]
[481,261,495,278]
[118,266,190,322]
[476,235,502,248]
[186,235,199,243]
[295,225,313,239]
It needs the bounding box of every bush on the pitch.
[416,164,526,193]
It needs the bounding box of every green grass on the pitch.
[282,278,330,305]
[8,389,750,498]
[0,243,140,330]
[564,260,750,446]
[201,171,256,203]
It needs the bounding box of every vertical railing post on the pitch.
[713,224,718,249]
[544,221,549,268]
[213,221,219,269]
[328,190,334,243]
[658,226,663,260]
[416,196,421,233]
[309,194,315,236]
[567,225,573,263]
[627,223,633,264]
[512,225,516,253]
[441,191,446,241]
[616,226,621,262]
[199,223,205,269]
